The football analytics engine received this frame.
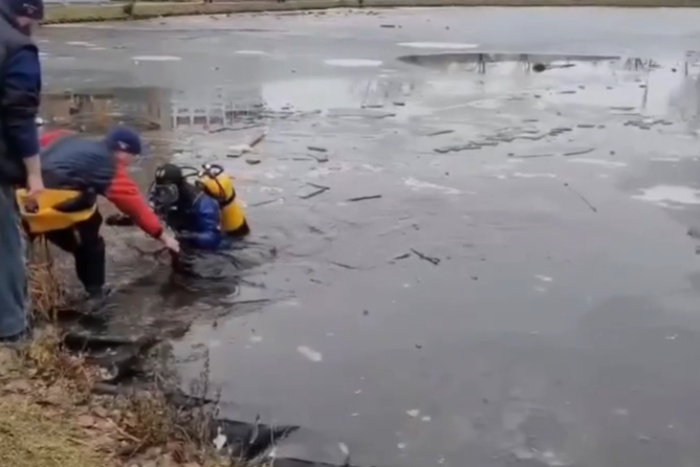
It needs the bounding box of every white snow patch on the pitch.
[235,50,269,55]
[132,55,182,62]
[297,345,323,362]
[404,177,462,195]
[633,185,700,206]
[513,172,558,179]
[398,42,479,49]
[567,158,627,168]
[324,58,383,67]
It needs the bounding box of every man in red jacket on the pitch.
[39,126,179,311]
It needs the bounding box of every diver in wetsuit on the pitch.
[107,162,249,252]
[147,163,252,251]
[148,163,230,251]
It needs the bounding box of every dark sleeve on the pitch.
[2,46,41,160]
[179,197,223,250]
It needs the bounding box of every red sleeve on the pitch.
[40,129,74,149]
[105,163,163,239]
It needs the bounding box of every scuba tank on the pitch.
[196,163,249,236]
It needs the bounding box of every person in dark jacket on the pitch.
[148,163,229,251]
[39,127,180,312]
[0,0,45,342]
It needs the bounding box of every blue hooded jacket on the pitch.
[170,192,230,251]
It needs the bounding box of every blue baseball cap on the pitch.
[6,0,44,20]
[104,126,144,156]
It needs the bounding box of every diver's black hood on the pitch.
[155,163,185,186]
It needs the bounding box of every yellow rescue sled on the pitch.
[15,188,97,234]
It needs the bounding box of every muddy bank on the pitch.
[43,0,700,24]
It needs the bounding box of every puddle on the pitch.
[323,59,383,67]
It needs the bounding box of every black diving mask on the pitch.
[149,183,179,215]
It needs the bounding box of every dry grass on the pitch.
[3,238,233,467]
[0,397,103,467]
[0,326,230,467]
[26,236,69,322]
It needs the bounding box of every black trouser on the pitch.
[45,210,105,296]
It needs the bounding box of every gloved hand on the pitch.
[105,213,134,227]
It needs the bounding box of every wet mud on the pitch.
[36,7,700,467]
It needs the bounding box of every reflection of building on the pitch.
[41,85,270,132]
[41,87,172,132]
[170,87,265,129]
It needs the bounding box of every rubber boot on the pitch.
[76,238,110,315]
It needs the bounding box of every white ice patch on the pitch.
[397,42,479,50]
[513,172,558,179]
[633,185,700,206]
[323,59,383,67]
[249,335,263,343]
[67,41,96,47]
[131,55,182,62]
[650,157,682,162]
[235,50,269,56]
[567,158,627,168]
[297,345,323,362]
[535,275,553,282]
[404,177,462,195]
[406,409,420,418]
[213,426,227,450]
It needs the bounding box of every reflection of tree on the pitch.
[397,52,620,76]
[41,87,170,132]
[348,75,422,108]
[623,57,659,71]
[669,64,700,129]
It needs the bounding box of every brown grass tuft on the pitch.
[26,235,69,322]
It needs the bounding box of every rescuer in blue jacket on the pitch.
[148,163,229,251]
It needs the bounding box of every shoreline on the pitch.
[43,0,700,24]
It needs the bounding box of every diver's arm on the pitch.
[180,197,223,250]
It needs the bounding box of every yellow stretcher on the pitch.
[15,188,97,234]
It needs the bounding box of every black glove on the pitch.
[105,213,135,227]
